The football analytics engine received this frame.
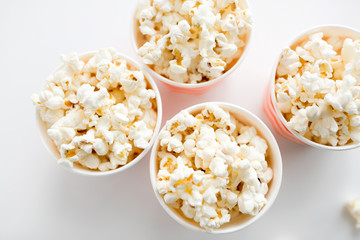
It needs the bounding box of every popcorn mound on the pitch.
[348,198,360,228]
[136,0,252,84]
[156,104,273,231]
[33,48,157,171]
[275,32,360,146]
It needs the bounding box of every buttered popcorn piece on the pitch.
[348,198,360,228]
[136,0,252,84]
[275,32,360,146]
[155,105,273,231]
[33,48,157,171]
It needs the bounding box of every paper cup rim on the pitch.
[36,50,163,176]
[130,0,253,89]
[270,24,360,151]
[149,102,282,233]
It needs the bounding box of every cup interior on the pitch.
[150,102,282,233]
[37,51,162,176]
[131,0,253,89]
[270,25,360,151]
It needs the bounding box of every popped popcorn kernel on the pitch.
[348,198,360,228]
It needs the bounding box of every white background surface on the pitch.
[1,0,360,239]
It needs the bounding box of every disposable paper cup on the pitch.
[264,25,360,151]
[150,102,282,233]
[36,51,163,176]
[131,0,253,94]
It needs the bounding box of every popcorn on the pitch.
[156,104,273,231]
[277,48,301,77]
[237,184,267,216]
[77,84,110,110]
[304,32,337,59]
[136,0,252,83]
[275,32,360,146]
[80,154,100,169]
[61,53,85,73]
[33,48,157,171]
[209,157,228,177]
[348,198,360,228]
[93,138,109,156]
[110,141,133,166]
[111,103,129,125]
[183,139,196,157]
[129,121,153,149]
[160,132,184,153]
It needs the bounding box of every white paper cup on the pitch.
[150,102,282,233]
[131,0,253,94]
[36,51,162,176]
[264,25,360,151]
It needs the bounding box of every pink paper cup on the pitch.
[36,51,163,176]
[131,0,253,94]
[150,102,282,233]
[264,25,360,150]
